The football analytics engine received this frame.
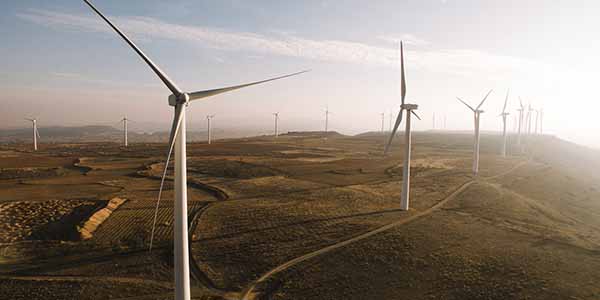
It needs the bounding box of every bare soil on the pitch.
[0,132,598,300]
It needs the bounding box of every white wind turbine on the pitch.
[273,112,279,137]
[384,41,421,211]
[457,89,493,176]
[380,112,385,133]
[206,115,215,144]
[526,103,534,135]
[120,116,128,147]
[25,118,40,151]
[534,108,540,134]
[499,90,510,157]
[539,107,544,134]
[324,107,332,132]
[388,109,393,132]
[82,1,307,300]
[516,97,525,147]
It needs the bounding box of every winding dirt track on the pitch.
[239,160,528,300]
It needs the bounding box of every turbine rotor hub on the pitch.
[168,93,190,107]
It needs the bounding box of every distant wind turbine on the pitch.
[25,118,40,151]
[457,89,493,176]
[527,104,534,135]
[325,107,332,132]
[82,1,308,300]
[273,112,279,137]
[516,97,525,146]
[389,109,393,132]
[384,41,421,211]
[120,116,128,147]
[534,109,539,135]
[499,90,510,157]
[432,112,436,130]
[539,107,544,134]
[206,115,215,144]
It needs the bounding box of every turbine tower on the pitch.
[325,107,332,132]
[121,116,128,147]
[384,41,421,211]
[82,2,307,300]
[527,104,534,135]
[389,109,393,132]
[206,115,215,144]
[540,107,544,134]
[457,89,493,176]
[273,112,279,137]
[534,109,539,134]
[432,112,436,130]
[499,90,510,157]
[516,98,525,146]
[380,112,385,133]
[25,118,39,151]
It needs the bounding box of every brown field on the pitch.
[1,132,599,299]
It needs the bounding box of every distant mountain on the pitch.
[0,125,274,144]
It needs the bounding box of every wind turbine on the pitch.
[534,109,540,134]
[389,109,393,132]
[120,116,128,147]
[273,112,279,137]
[432,112,436,130]
[516,97,525,146]
[457,89,493,176]
[384,41,421,211]
[527,104,534,135]
[324,107,332,132]
[380,112,385,133]
[25,118,40,151]
[499,90,510,157]
[82,1,307,300]
[539,107,544,134]
[206,115,215,144]
[443,115,447,130]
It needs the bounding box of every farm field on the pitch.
[0,131,599,300]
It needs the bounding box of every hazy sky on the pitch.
[2,0,600,147]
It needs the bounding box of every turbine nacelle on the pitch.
[168,93,190,107]
[401,103,418,110]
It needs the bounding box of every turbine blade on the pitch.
[82,0,182,96]
[411,110,421,120]
[188,70,309,101]
[24,118,34,121]
[476,89,493,110]
[384,108,404,154]
[400,41,406,105]
[502,89,509,113]
[36,128,41,139]
[457,97,475,112]
[149,104,184,252]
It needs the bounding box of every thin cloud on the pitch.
[18,9,546,78]
[50,71,158,88]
